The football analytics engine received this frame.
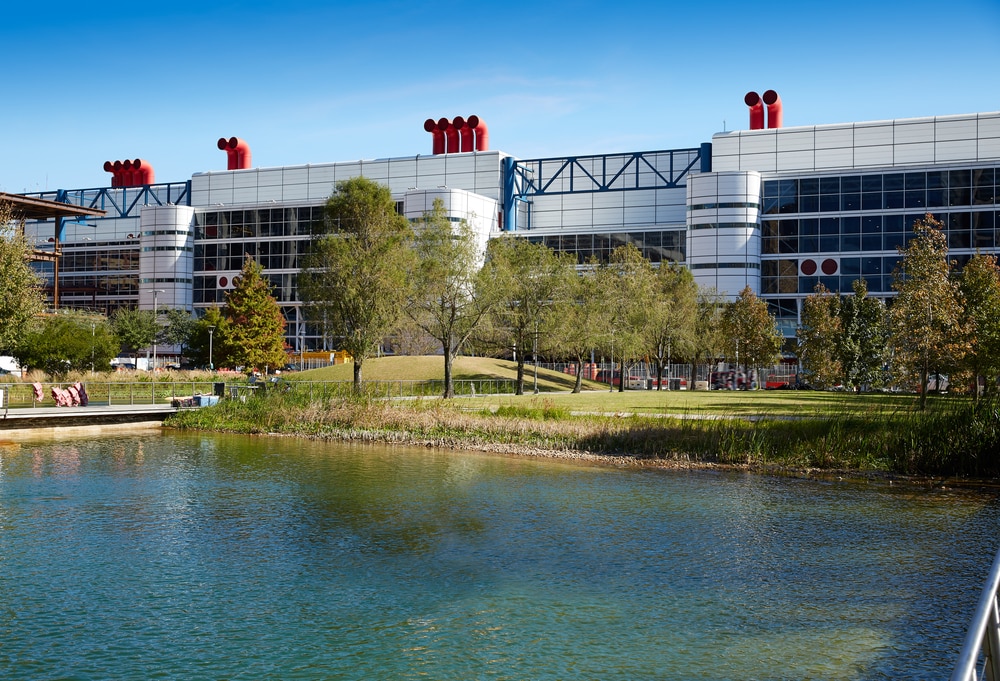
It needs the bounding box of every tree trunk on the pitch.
[654,359,663,391]
[353,359,363,394]
[515,355,525,396]
[444,351,455,399]
[919,363,928,411]
[573,358,583,394]
[618,357,625,393]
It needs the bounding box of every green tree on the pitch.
[721,286,782,388]
[111,307,158,365]
[407,199,500,398]
[797,283,842,389]
[161,308,197,356]
[13,313,118,378]
[838,278,889,392]
[686,287,725,387]
[223,257,288,373]
[185,306,227,369]
[299,177,414,392]
[486,237,576,395]
[0,201,45,353]
[598,244,656,391]
[958,252,1000,397]
[549,261,608,393]
[645,262,697,390]
[890,214,968,409]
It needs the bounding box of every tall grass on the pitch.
[167,391,1000,478]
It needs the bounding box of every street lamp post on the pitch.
[145,289,165,371]
[208,326,216,371]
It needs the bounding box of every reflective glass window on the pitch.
[799,276,819,294]
[927,189,947,207]
[820,236,839,252]
[841,258,861,276]
[800,219,818,236]
[905,191,926,208]
[820,177,840,195]
[842,193,861,211]
[841,234,860,251]
[862,175,882,192]
[799,195,819,213]
[820,195,839,212]
[905,173,926,190]
[862,257,882,275]
[842,176,861,193]
[884,192,904,209]
[799,178,819,195]
[884,232,904,250]
[884,174,904,191]
[926,171,948,189]
[862,193,882,210]
[842,217,860,234]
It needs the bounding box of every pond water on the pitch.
[0,432,997,680]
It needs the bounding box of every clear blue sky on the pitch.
[2,0,998,193]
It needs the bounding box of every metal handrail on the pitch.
[952,546,1000,681]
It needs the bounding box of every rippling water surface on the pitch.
[0,433,997,680]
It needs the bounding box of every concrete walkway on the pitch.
[0,403,187,434]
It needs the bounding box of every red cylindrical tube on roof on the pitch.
[438,117,459,154]
[103,161,119,187]
[424,118,445,155]
[113,160,125,187]
[123,159,138,186]
[453,116,474,153]
[217,136,252,169]
[132,158,155,184]
[744,92,764,130]
[467,115,488,151]
[763,90,782,129]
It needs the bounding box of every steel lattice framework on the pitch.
[502,146,710,232]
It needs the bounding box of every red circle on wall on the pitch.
[821,259,838,275]
[800,259,817,276]
[219,276,229,288]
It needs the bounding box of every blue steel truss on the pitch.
[22,182,192,220]
[503,146,709,231]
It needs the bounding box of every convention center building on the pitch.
[18,92,1000,349]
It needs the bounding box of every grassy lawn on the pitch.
[290,355,933,418]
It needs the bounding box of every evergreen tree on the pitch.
[798,283,842,389]
[838,278,889,392]
[0,201,45,353]
[721,286,782,388]
[224,256,288,373]
[890,214,968,408]
[299,177,414,391]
